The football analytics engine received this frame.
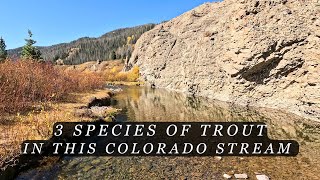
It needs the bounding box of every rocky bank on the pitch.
[125,0,320,121]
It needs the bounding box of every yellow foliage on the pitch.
[127,36,132,45]
[104,65,140,82]
[127,66,139,82]
[110,67,118,73]
[132,65,139,74]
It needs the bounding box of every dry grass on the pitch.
[0,60,105,114]
[0,89,118,170]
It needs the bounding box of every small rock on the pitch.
[214,156,222,161]
[74,108,92,117]
[256,174,269,180]
[90,106,109,117]
[234,173,248,179]
[223,174,232,179]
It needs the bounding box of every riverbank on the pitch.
[0,89,119,172]
[0,58,144,174]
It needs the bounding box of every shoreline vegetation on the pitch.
[0,59,140,172]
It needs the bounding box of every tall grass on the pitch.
[0,60,104,114]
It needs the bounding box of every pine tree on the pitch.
[21,30,42,61]
[109,50,116,60]
[0,37,7,62]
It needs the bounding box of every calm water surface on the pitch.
[17,86,320,180]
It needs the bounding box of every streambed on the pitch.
[16,86,320,179]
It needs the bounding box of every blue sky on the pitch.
[0,0,214,49]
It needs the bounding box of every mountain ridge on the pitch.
[8,23,155,65]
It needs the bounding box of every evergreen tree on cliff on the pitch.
[21,30,42,61]
[0,37,7,62]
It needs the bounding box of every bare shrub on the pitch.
[0,60,105,114]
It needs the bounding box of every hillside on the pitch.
[8,24,155,65]
[126,0,320,121]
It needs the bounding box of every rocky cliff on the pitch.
[125,0,320,121]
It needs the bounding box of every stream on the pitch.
[16,86,320,179]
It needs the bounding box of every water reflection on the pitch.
[112,86,320,179]
[115,86,320,142]
[115,87,262,122]
[17,86,320,180]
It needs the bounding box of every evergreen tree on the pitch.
[21,30,42,61]
[0,37,7,62]
[109,50,116,60]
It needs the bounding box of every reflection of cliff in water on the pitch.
[115,86,319,141]
[114,86,320,172]
[116,86,261,122]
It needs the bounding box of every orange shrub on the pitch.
[0,60,104,114]
[63,70,105,92]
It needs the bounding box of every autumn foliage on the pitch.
[104,65,140,82]
[0,60,104,114]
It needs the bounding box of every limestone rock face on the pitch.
[126,0,320,121]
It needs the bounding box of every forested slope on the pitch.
[8,24,155,65]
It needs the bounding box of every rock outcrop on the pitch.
[125,0,320,121]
